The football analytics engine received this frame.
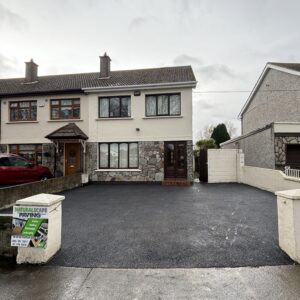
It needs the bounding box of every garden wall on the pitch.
[0,173,84,209]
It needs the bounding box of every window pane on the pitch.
[73,107,80,118]
[119,143,128,168]
[20,102,30,108]
[61,107,72,118]
[170,94,181,115]
[51,108,59,119]
[73,99,80,105]
[10,108,18,121]
[51,100,59,106]
[10,103,18,108]
[19,108,30,120]
[157,95,168,115]
[121,97,130,117]
[0,157,11,166]
[146,96,156,116]
[129,143,138,168]
[99,98,109,118]
[110,143,119,168]
[31,105,37,120]
[109,98,120,117]
[61,100,72,106]
[100,144,109,168]
[31,102,37,107]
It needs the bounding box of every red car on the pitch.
[0,153,53,185]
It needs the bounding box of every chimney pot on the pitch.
[100,53,111,78]
[25,59,38,83]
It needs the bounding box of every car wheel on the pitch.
[40,174,50,181]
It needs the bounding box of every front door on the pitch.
[65,143,81,176]
[164,141,187,179]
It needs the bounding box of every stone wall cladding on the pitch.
[275,136,300,169]
[42,143,55,173]
[242,69,300,134]
[187,140,194,181]
[88,140,194,182]
[90,141,165,182]
[222,128,275,169]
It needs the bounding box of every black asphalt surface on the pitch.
[47,183,292,268]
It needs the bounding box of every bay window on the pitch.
[99,142,138,169]
[145,93,181,116]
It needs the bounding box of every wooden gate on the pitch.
[199,149,208,182]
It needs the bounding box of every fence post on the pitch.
[275,189,300,263]
[13,193,65,264]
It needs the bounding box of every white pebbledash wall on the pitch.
[207,149,300,192]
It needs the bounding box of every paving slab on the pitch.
[75,265,300,300]
[1,265,298,300]
[48,183,292,268]
[0,265,91,300]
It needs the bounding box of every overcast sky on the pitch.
[1,0,300,140]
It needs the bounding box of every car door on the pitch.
[8,156,36,183]
[0,157,13,185]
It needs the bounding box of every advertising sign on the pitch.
[11,206,48,248]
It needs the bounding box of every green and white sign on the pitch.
[11,206,48,248]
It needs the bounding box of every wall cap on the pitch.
[275,189,300,200]
[16,193,65,206]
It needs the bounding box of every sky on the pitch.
[1,0,300,140]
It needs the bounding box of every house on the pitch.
[0,53,196,182]
[222,63,300,170]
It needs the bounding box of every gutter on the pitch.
[82,81,197,93]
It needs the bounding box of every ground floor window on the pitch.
[99,142,138,169]
[10,144,43,164]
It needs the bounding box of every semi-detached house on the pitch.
[0,53,196,183]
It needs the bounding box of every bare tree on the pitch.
[200,124,215,139]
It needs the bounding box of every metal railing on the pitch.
[284,166,300,178]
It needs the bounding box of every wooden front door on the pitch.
[65,143,81,176]
[164,141,187,179]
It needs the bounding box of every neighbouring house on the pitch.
[222,63,300,170]
[0,53,196,182]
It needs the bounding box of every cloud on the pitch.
[198,64,236,81]
[129,17,148,31]
[0,3,27,30]
[173,54,202,66]
[0,54,17,78]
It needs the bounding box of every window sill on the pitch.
[142,116,183,119]
[95,169,141,172]
[6,121,39,124]
[47,119,83,122]
[96,117,133,121]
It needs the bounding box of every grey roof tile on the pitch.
[45,123,88,140]
[0,66,196,96]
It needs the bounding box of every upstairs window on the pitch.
[145,94,181,117]
[99,96,131,118]
[10,101,37,121]
[50,99,80,120]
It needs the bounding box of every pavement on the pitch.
[46,183,292,268]
[0,264,300,299]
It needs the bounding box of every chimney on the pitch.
[25,59,38,83]
[99,52,111,78]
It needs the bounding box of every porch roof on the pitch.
[45,123,88,140]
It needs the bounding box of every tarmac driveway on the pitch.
[49,183,292,268]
